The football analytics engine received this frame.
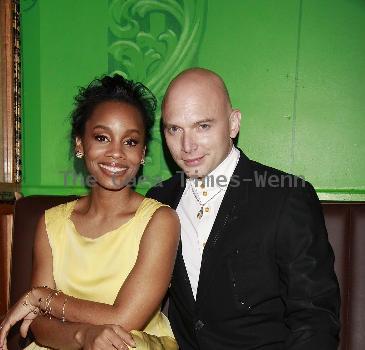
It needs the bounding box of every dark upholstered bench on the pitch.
[7,196,365,350]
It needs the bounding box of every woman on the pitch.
[0,75,180,350]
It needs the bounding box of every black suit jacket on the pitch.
[147,150,340,350]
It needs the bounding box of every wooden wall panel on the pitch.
[0,203,13,317]
[0,0,14,184]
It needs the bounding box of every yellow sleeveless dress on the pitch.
[25,197,177,350]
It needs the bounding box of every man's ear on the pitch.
[229,109,241,138]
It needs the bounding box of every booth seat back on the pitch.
[9,196,77,350]
[322,203,365,350]
[8,196,365,350]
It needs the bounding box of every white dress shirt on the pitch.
[176,146,240,299]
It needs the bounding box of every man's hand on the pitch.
[76,324,136,350]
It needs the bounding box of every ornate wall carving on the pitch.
[108,0,207,188]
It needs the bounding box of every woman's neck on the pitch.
[83,185,140,217]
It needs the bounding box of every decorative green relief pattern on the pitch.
[108,0,207,190]
[108,0,207,99]
[21,0,38,12]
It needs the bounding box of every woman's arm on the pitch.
[29,213,87,349]
[31,206,180,330]
[30,317,86,350]
[31,317,133,350]
[0,213,134,350]
[30,214,133,350]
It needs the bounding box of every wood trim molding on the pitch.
[0,0,21,190]
[0,203,13,316]
[0,0,14,183]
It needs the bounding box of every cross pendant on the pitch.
[197,206,204,219]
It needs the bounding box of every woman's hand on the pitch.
[76,324,136,350]
[0,292,39,350]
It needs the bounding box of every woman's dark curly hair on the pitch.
[70,74,156,149]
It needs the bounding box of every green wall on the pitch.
[20,0,365,200]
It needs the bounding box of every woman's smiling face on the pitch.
[76,100,146,191]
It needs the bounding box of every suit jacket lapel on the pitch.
[159,173,186,209]
[195,151,252,308]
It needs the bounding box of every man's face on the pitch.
[162,83,240,178]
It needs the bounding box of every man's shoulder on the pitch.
[242,157,320,219]
[241,156,316,203]
[247,158,310,191]
[248,157,291,178]
[239,149,297,180]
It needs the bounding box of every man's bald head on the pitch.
[162,68,232,113]
[161,67,241,178]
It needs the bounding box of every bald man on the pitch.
[147,68,340,350]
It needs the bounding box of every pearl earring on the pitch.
[140,158,145,165]
[75,151,83,159]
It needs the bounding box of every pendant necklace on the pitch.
[189,180,222,219]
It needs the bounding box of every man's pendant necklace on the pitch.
[197,206,204,220]
[189,181,222,219]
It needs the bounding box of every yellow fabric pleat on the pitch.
[131,331,178,350]
[25,198,177,350]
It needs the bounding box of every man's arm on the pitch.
[276,182,340,350]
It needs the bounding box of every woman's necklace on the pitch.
[189,180,222,219]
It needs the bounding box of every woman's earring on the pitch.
[75,151,83,159]
[140,158,145,165]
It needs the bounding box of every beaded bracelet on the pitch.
[39,289,56,316]
[22,290,40,314]
[40,289,62,317]
[46,290,62,318]
[61,297,68,322]
[22,290,32,308]
[25,287,68,321]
